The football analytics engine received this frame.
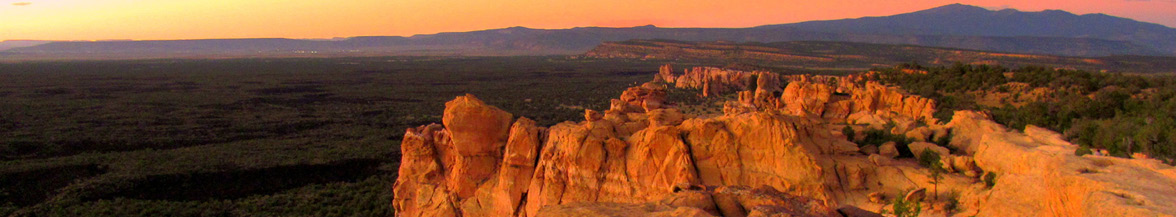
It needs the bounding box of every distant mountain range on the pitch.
[3,4,1174,60]
[0,40,53,52]
[763,4,1176,55]
[585,39,1176,74]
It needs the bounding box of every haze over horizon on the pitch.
[3,0,1175,41]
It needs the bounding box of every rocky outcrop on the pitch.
[394,86,865,216]
[947,111,1176,217]
[394,66,1176,217]
[679,111,858,203]
[394,123,458,217]
[849,82,937,123]
[392,94,530,217]
[659,66,771,97]
[780,80,834,117]
[663,66,936,124]
[491,118,544,216]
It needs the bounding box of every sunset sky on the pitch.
[2,0,1175,41]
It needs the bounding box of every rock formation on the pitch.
[394,65,1176,217]
[947,111,1176,216]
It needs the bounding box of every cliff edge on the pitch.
[393,65,1176,217]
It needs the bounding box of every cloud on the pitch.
[12,2,32,6]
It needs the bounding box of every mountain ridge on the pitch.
[0,40,54,52]
[762,3,1176,54]
[4,4,1174,60]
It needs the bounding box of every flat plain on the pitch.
[0,56,669,216]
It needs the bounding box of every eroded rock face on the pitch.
[394,124,457,217]
[730,70,938,124]
[393,65,1176,217]
[394,91,859,216]
[662,66,761,97]
[393,94,525,217]
[850,82,936,123]
[680,113,833,201]
[780,81,833,117]
[490,117,543,216]
[443,94,514,198]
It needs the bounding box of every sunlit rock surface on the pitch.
[393,65,1176,217]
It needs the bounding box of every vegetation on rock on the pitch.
[882,191,923,217]
[876,63,1176,163]
[982,172,997,189]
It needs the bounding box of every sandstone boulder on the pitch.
[780,81,833,117]
[678,113,833,201]
[860,145,878,155]
[908,142,949,157]
[489,117,544,216]
[444,94,513,155]
[648,108,685,127]
[847,112,887,129]
[878,142,899,159]
[903,188,926,202]
[903,126,933,142]
[823,100,853,120]
[713,186,837,217]
[393,124,458,217]
[619,85,667,113]
[442,94,514,198]
[585,109,603,122]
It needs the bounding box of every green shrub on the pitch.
[934,130,953,148]
[919,149,946,200]
[982,172,997,188]
[1075,146,1093,156]
[842,126,856,142]
[882,190,922,217]
[858,127,916,158]
[917,149,942,169]
[944,191,961,213]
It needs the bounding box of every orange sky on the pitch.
[2,0,1174,41]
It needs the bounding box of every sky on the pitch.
[2,0,1175,41]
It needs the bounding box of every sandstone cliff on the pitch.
[394,65,1176,217]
